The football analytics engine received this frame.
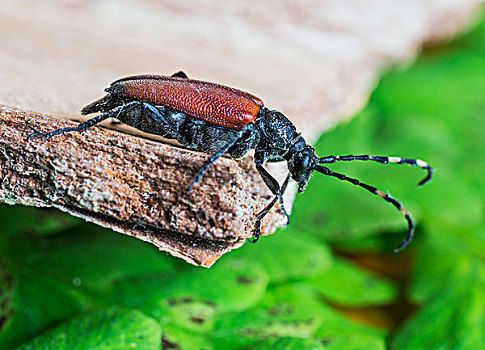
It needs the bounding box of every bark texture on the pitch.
[0,106,284,266]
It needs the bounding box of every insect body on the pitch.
[29,71,432,252]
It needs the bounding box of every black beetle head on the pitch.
[287,145,318,193]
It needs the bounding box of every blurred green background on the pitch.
[0,11,484,350]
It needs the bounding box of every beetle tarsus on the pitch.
[393,214,414,252]
[28,127,81,141]
[417,164,433,186]
[249,164,283,242]
[250,192,280,244]
[28,132,48,140]
[249,231,260,244]
[171,71,188,79]
[279,174,291,225]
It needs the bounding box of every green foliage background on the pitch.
[0,11,484,350]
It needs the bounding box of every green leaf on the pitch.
[0,260,15,347]
[16,308,161,350]
[161,324,213,350]
[311,292,386,349]
[391,246,485,349]
[112,258,268,333]
[375,14,485,348]
[0,213,175,349]
[211,282,386,350]
[0,267,90,350]
[308,258,398,307]
[230,229,333,284]
[407,226,484,305]
[0,222,176,291]
[246,337,325,350]
[0,206,80,237]
[391,219,485,349]
[322,333,385,350]
[211,284,323,350]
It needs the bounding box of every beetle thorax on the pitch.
[256,110,300,160]
[255,109,317,192]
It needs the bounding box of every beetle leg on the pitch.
[171,71,188,79]
[27,102,136,140]
[251,164,282,243]
[141,102,180,134]
[279,173,291,225]
[314,165,414,252]
[187,123,256,192]
[319,154,432,186]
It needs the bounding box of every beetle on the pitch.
[29,71,432,252]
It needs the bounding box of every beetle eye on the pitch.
[302,155,310,168]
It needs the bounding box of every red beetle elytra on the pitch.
[29,71,432,251]
[111,74,264,130]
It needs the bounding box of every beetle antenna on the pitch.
[319,155,432,186]
[314,165,414,252]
